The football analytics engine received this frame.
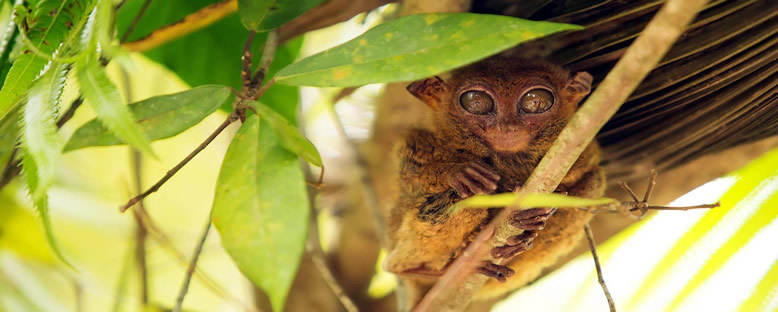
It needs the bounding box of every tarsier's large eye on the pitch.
[460,90,494,114]
[520,88,554,113]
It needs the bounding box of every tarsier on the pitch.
[384,56,605,304]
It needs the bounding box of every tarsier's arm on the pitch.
[399,129,499,198]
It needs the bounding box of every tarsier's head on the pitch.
[407,56,593,154]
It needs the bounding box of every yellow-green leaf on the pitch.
[452,192,615,211]
[75,57,155,157]
[274,13,582,87]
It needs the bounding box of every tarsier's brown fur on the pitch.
[384,56,605,305]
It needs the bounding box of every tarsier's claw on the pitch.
[492,231,538,258]
[509,208,556,230]
[449,163,500,198]
[478,261,515,282]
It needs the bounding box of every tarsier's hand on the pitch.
[448,162,500,198]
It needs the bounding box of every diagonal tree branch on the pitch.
[414,0,710,310]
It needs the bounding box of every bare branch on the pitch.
[119,0,153,43]
[414,0,709,309]
[119,114,237,212]
[584,223,615,312]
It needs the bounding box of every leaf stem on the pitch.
[119,114,237,212]
[119,0,154,43]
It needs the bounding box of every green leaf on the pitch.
[238,0,322,31]
[64,85,231,151]
[274,13,582,87]
[0,107,19,168]
[19,150,72,268]
[452,192,615,211]
[75,57,155,157]
[212,114,309,312]
[0,0,90,120]
[627,148,778,310]
[19,62,67,201]
[251,100,321,166]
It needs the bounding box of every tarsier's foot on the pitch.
[509,208,557,230]
[478,261,515,282]
[490,208,556,259]
[491,231,537,259]
[449,162,500,198]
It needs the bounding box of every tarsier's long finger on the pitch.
[469,163,500,182]
[477,262,515,282]
[452,179,473,198]
[455,172,480,197]
[463,167,498,191]
[511,221,547,231]
[511,207,555,221]
[506,231,538,245]
[491,241,532,259]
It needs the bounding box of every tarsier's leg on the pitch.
[476,169,604,298]
[490,208,556,259]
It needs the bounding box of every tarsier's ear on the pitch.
[406,76,450,110]
[563,72,593,106]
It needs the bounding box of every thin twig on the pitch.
[119,114,237,212]
[584,223,616,312]
[306,207,359,312]
[0,96,84,191]
[119,0,153,43]
[131,150,149,305]
[0,148,19,190]
[56,97,83,128]
[250,30,278,88]
[249,79,276,101]
[135,207,255,311]
[173,217,212,312]
[414,0,709,309]
[241,31,256,90]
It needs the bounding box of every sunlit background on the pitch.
[1,3,777,312]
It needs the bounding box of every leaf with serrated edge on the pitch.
[238,0,322,31]
[274,13,582,87]
[65,85,231,151]
[21,62,67,201]
[19,151,72,268]
[250,101,321,166]
[212,115,309,312]
[0,0,91,120]
[452,192,615,212]
[75,57,155,157]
